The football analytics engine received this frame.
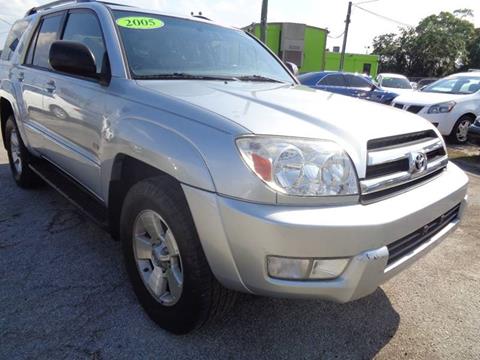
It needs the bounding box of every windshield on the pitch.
[113,11,293,83]
[381,77,412,89]
[422,76,480,94]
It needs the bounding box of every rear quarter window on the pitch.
[1,19,31,61]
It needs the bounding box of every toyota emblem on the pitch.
[409,151,427,174]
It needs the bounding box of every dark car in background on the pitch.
[298,71,399,105]
[469,117,480,145]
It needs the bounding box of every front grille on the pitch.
[393,103,424,114]
[406,105,424,114]
[365,146,446,179]
[361,131,448,202]
[367,130,437,150]
[386,204,461,266]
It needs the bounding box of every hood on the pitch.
[137,80,437,168]
[394,91,464,105]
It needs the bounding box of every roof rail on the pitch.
[25,0,94,17]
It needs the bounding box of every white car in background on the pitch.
[376,73,414,95]
[392,72,480,143]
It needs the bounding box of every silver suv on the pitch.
[0,0,468,334]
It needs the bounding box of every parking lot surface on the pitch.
[0,144,479,360]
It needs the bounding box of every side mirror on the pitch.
[370,83,377,91]
[49,41,97,79]
[285,61,299,76]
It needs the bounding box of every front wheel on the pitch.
[5,115,41,188]
[120,177,236,334]
[448,115,473,144]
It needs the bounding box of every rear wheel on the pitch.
[448,115,473,144]
[5,115,41,188]
[120,177,236,334]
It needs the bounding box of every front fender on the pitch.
[101,116,216,202]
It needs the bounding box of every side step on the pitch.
[29,159,109,231]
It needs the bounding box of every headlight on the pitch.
[427,101,456,114]
[236,136,358,196]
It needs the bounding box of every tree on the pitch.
[372,9,476,77]
[468,28,480,69]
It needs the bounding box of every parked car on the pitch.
[417,77,438,89]
[376,73,414,95]
[468,116,480,145]
[392,72,480,143]
[0,0,469,334]
[298,71,398,104]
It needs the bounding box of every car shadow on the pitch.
[453,157,480,176]
[188,290,400,359]
[0,159,400,359]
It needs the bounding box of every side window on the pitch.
[318,74,346,87]
[345,74,371,88]
[1,19,31,61]
[32,14,63,69]
[62,11,106,73]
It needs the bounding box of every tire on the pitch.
[5,115,42,188]
[448,115,474,144]
[120,176,236,334]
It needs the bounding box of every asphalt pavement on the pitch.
[0,144,479,360]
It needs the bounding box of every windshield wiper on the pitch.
[237,75,287,83]
[135,73,239,81]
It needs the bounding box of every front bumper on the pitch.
[183,162,468,302]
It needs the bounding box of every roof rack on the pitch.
[24,0,129,17]
[25,0,93,16]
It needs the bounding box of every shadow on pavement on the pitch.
[0,159,400,359]
[453,157,480,176]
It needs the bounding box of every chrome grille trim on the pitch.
[361,157,448,195]
[361,132,448,199]
[367,138,443,166]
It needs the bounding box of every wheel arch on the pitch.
[459,112,477,121]
[0,97,14,149]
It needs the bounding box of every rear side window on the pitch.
[1,19,31,61]
[345,74,371,88]
[31,14,63,69]
[318,74,346,86]
[62,11,106,73]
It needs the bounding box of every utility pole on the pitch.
[260,0,268,43]
[339,1,352,71]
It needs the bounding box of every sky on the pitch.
[1,0,479,53]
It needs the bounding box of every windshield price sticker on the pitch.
[116,17,164,29]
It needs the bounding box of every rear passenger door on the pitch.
[20,12,65,147]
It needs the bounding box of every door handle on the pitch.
[45,80,56,93]
[17,72,24,82]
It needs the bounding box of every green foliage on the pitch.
[372,9,477,77]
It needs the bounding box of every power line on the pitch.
[328,31,345,39]
[0,17,12,26]
[353,4,413,27]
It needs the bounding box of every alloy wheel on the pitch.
[133,210,183,306]
[10,129,22,175]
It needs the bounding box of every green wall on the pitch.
[250,23,327,73]
[302,26,327,73]
[248,23,378,76]
[253,24,281,54]
[324,52,379,77]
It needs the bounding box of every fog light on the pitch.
[310,259,349,279]
[267,256,310,279]
[267,256,349,280]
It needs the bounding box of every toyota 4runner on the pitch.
[0,0,468,334]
